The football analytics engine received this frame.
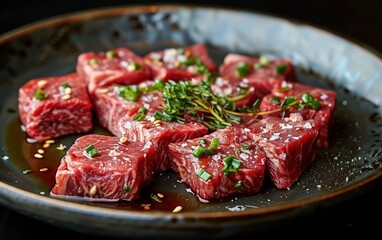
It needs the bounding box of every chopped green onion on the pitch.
[196,168,211,182]
[241,145,251,151]
[127,61,143,71]
[119,85,139,102]
[208,137,219,151]
[34,89,48,100]
[275,63,289,75]
[222,155,242,176]
[106,50,117,59]
[124,185,131,192]
[84,144,99,158]
[133,107,147,121]
[235,62,251,77]
[278,86,291,92]
[154,79,165,91]
[280,96,297,108]
[193,146,205,158]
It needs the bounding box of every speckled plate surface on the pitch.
[1,4,382,239]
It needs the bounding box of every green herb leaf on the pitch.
[270,96,280,103]
[300,93,321,110]
[235,180,244,189]
[60,83,70,89]
[119,85,140,102]
[254,56,269,69]
[34,89,48,100]
[241,145,251,151]
[89,58,99,67]
[123,185,131,192]
[275,63,289,75]
[235,62,251,77]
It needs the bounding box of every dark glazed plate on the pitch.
[1,4,382,239]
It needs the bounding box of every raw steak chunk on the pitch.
[259,81,336,148]
[247,116,319,189]
[143,43,216,81]
[168,126,266,201]
[76,47,151,93]
[91,80,163,136]
[215,54,297,107]
[18,73,92,142]
[51,134,156,201]
[118,119,209,172]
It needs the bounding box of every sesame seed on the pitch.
[62,94,71,100]
[39,167,48,172]
[89,185,97,196]
[172,206,182,213]
[119,136,129,144]
[37,149,44,154]
[97,88,109,94]
[157,193,164,198]
[43,143,50,148]
[149,117,156,123]
[142,204,151,211]
[153,120,161,125]
[37,80,48,88]
[64,87,72,95]
[34,153,43,159]
[45,140,55,144]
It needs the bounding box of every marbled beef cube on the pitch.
[51,134,156,201]
[118,119,209,172]
[259,81,336,148]
[216,54,297,107]
[18,73,92,142]
[247,117,319,189]
[76,47,151,93]
[144,43,216,81]
[168,126,266,201]
[91,80,163,136]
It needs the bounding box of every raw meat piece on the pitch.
[143,43,216,81]
[247,116,319,189]
[215,54,297,107]
[76,47,151,93]
[168,126,266,201]
[51,134,156,201]
[18,73,93,142]
[118,119,209,172]
[259,80,336,148]
[91,80,163,136]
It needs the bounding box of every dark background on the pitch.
[1,1,382,239]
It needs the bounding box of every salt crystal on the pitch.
[2,156,9,160]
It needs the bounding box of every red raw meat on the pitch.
[168,126,266,201]
[76,47,151,93]
[259,80,336,148]
[51,134,157,201]
[247,116,319,189]
[18,73,93,142]
[216,53,297,107]
[91,80,163,136]
[117,119,209,172]
[144,43,216,81]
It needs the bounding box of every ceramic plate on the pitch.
[1,4,382,239]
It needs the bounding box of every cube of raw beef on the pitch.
[247,117,319,189]
[143,43,216,81]
[215,54,297,107]
[117,119,209,172]
[51,134,157,201]
[259,81,336,148]
[168,126,266,201]
[76,47,151,93]
[91,80,163,136]
[18,73,93,142]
